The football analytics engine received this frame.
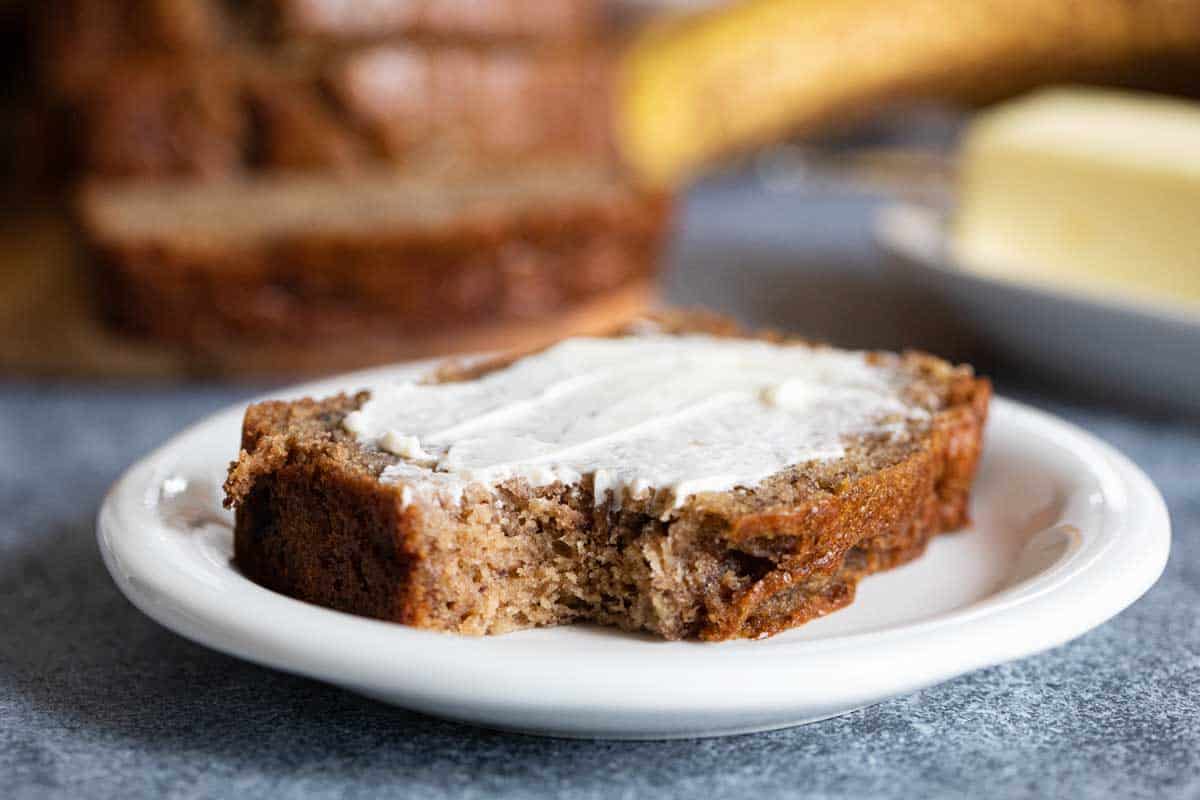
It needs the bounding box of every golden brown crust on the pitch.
[225,315,990,640]
[701,375,990,640]
[101,281,659,379]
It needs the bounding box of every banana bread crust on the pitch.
[224,314,991,640]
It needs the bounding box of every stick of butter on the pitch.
[953,88,1200,312]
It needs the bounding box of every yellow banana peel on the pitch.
[617,0,1200,186]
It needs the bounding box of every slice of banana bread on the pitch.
[78,162,670,354]
[224,313,990,641]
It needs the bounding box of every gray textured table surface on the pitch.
[2,181,1198,799]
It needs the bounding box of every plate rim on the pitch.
[96,384,1171,737]
[874,202,1200,328]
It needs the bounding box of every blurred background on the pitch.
[0,0,1197,410]
[2,4,1199,795]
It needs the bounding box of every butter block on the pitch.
[953,88,1200,312]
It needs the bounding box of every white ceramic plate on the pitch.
[98,363,1170,740]
[876,203,1200,415]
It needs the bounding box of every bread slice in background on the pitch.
[77,162,672,370]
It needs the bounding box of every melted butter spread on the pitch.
[344,335,926,509]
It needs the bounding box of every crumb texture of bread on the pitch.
[225,315,991,641]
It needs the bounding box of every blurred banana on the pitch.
[617,0,1200,185]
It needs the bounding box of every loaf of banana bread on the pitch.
[40,0,603,94]
[70,43,614,179]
